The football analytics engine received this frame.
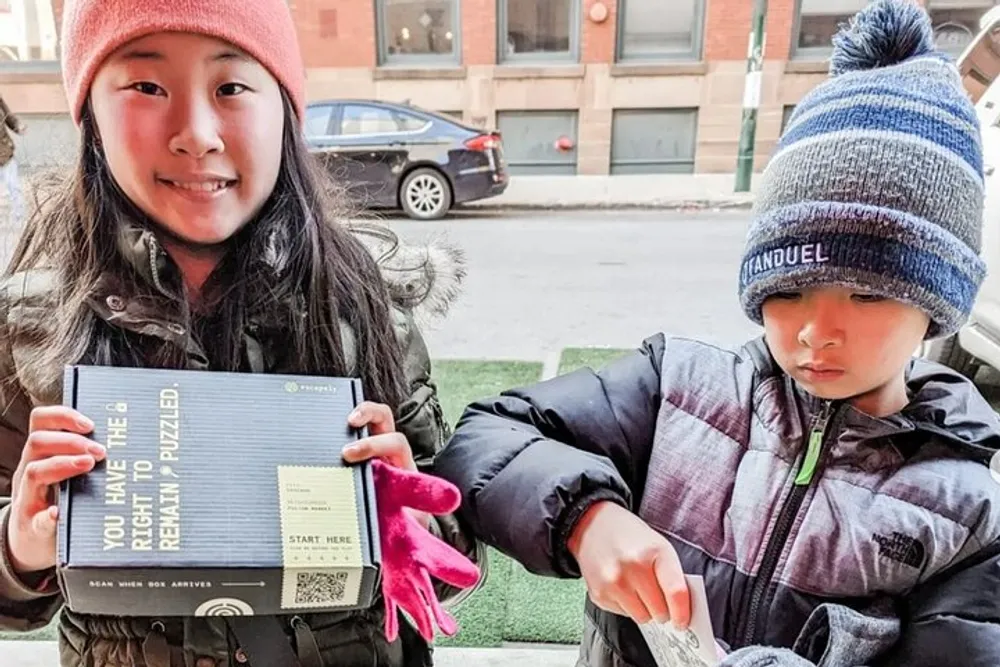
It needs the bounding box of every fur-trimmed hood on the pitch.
[349,222,466,323]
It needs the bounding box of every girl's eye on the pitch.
[852,293,885,303]
[131,82,165,96]
[218,83,249,97]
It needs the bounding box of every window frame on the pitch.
[615,0,706,63]
[792,0,998,59]
[609,108,699,175]
[375,0,462,67]
[791,0,869,60]
[497,0,581,65]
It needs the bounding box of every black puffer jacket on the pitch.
[436,334,1000,666]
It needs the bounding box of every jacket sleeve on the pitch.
[391,308,486,606]
[0,285,63,631]
[434,334,666,579]
[877,535,1000,666]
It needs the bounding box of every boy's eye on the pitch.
[771,292,801,301]
[218,83,250,97]
[130,82,165,96]
[852,293,885,303]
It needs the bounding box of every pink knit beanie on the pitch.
[60,0,306,125]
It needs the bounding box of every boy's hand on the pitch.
[568,500,691,628]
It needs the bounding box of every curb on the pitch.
[462,200,754,212]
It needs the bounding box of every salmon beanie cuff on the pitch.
[60,0,306,125]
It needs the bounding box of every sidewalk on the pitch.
[464,173,758,211]
[6,640,579,667]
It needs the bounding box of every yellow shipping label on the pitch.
[277,466,365,609]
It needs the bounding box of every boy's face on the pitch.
[761,286,930,416]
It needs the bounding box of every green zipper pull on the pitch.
[795,404,833,486]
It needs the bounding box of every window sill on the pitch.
[493,64,586,79]
[784,59,829,74]
[373,66,466,80]
[610,62,708,77]
[0,62,61,84]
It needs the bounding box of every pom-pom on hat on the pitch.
[738,0,985,339]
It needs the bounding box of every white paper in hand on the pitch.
[638,575,719,667]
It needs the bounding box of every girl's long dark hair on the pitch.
[7,90,407,409]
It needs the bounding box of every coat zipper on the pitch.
[740,399,837,646]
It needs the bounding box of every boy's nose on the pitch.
[797,311,845,349]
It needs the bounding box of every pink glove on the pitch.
[371,458,481,643]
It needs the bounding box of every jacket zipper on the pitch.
[740,399,837,646]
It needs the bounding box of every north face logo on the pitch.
[873,532,926,569]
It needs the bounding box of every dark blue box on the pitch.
[56,365,381,617]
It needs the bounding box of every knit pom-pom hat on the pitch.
[738,0,985,339]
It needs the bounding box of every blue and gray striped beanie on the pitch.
[738,0,985,339]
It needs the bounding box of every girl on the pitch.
[0,1,481,666]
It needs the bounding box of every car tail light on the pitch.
[465,133,500,151]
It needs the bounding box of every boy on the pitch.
[434,1,1000,665]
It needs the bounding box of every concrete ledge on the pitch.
[4,640,579,667]
[493,65,587,79]
[610,62,709,77]
[373,67,468,81]
[784,60,829,74]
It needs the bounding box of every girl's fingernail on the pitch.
[88,443,106,457]
[348,410,361,421]
[77,417,94,430]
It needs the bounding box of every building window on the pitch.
[610,109,698,175]
[781,105,797,135]
[793,0,868,58]
[499,0,580,63]
[794,0,997,58]
[0,0,60,64]
[617,0,705,61]
[497,110,579,174]
[928,1,997,55]
[377,0,460,66]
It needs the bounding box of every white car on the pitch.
[922,8,1000,379]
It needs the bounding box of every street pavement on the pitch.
[386,209,762,363]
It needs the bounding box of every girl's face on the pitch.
[89,32,285,247]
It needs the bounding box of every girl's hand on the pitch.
[7,406,105,575]
[342,402,429,529]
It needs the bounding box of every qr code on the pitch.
[294,571,349,606]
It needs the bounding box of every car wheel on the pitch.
[920,334,980,379]
[400,168,451,220]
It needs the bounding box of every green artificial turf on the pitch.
[557,347,633,376]
[431,359,543,647]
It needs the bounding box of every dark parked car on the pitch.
[304,99,509,220]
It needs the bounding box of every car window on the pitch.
[395,111,430,132]
[304,105,335,138]
[340,105,400,136]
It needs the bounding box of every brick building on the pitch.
[0,0,994,174]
